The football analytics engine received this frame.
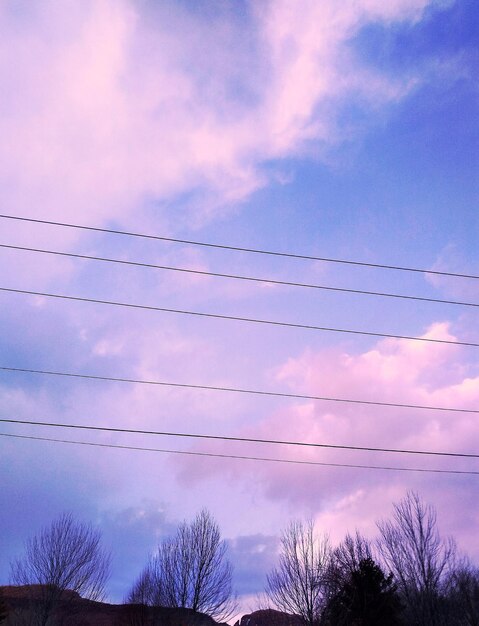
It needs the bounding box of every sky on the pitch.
[0,0,478,615]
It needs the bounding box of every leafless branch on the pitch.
[10,512,110,626]
[266,520,332,626]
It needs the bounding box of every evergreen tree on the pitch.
[326,557,402,625]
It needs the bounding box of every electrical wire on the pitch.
[1,432,477,475]
[2,417,478,458]
[1,286,477,347]
[1,214,477,280]
[2,365,478,415]
[2,244,478,308]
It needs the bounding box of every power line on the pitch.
[2,432,477,475]
[2,365,478,415]
[2,417,478,459]
[2,286,477,347]
[3,243,478,308]
[2,213,477,280]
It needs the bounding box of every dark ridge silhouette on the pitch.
[234,609,303,626]
[0,585,222,626]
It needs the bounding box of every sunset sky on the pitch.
[1,0,478,613]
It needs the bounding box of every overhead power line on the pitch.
[2,432,477,475]
[2,243,478,308]
[2,286,477,347]
[2,417,478,459]
[1,214,478,280]
[2,365,478,415]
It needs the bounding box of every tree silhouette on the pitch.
[10,512,111,626]
[129,509,236,622]
[377,492,455,625]
[445,562,479,625]
[326,557,402,625]
[329,532,373,596]
[265,520,332,626]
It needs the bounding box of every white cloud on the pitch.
[0,0,440,234]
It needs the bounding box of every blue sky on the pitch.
[0,0,478,613]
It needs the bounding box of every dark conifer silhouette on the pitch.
[326,557,402,625]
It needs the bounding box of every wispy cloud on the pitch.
[0,0,437,231]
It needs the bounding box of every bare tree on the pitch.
[325,531,376,614]
[265,520,332,626]
[10,512,111,626]
[377,492,456,626]
[445,560,479,626]
[128,556,165,607]
[329,532,373,589]
[129,509,236,622]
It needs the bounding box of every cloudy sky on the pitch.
[1,0,478,614]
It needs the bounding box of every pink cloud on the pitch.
[0,0,437,236]
[172,321,479,559]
